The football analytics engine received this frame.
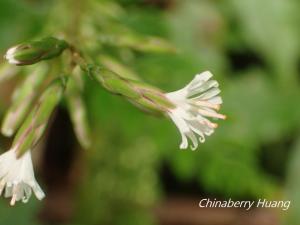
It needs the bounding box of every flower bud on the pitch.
[4,37,69,66]
[12,76,68,157]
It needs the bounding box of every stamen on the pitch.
[198,109,226,120]
[193,100,220,110]
[10,183,20,206]
[10,194,17,206]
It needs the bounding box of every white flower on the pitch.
[0,148,45,205]
[4,46,21,65]
[166,71,226,150]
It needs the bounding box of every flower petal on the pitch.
[186,71,213,90]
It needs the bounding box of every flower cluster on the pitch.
[0,36,226,206]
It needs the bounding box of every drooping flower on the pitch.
[0,148,45,205]
[165,71,226,150]
[89,65,225,149]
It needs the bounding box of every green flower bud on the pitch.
[13,76,68,157]
[4,37,69,66]
[91,67,140,99]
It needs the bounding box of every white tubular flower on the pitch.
[165,71,226,150]
[0,148,45,206]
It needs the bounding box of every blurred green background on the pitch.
[0,0,299,224]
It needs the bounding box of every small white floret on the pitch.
[0,148,45,205]
[166,71,226,150]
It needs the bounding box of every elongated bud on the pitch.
[1,64,48,136]
[4,37,69,66]
[86,65,174,114]
[66,68,91,149]
[12,76,68,157]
